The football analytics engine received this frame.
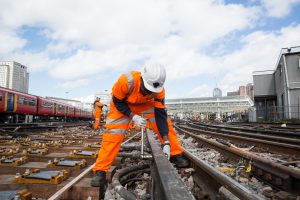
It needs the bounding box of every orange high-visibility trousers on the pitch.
[93,103,183,172]
[93,112,101,130]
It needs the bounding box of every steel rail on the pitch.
[180,124,300,155]
[175,125,300,195]
[48,163,95,200]
[195,122,300,138]
[189,123,300,144]
[184,148,263,200]
[229,122,300,131]
[147,130,195,200]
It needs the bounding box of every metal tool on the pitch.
[141,114,145,159]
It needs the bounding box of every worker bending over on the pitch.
[93,97,106,130]
[91,63,189,189]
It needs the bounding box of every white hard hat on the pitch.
[141,63,166,93]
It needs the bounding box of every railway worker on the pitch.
[91,63,189,189]
[93,97,106,130]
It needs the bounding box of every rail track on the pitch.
[174,123,300,197]
[182,122,300,155]
[0,122,89,137]
[1,124,299,199]
[229,122,300,132]
[46,129,263,200]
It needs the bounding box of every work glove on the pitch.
[132,115,146,128]
[163,141,171,160]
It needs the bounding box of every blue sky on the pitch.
[0,0,300,102]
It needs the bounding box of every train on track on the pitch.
[0,87,92,123]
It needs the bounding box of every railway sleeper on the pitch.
[0,156,28,167]
[69,150,97,158]
[15,169,68,185]
[47,158,87,170]
[251,163,300,195]
[22,148,48,156]
[0,189,32,200]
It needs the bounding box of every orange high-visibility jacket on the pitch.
[111,71,168,136]
[94,101,104,116]
[113,71,165,108]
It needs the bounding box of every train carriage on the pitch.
[83,110,93,119]
[0,90,4,113]
[0,87,37,115]
[80,109,87,119]
[87,110,93,119]
[0,87,92,122]
[66,106,75,118]
[55,103,66,117]
[37,97,55,116]
[75,108,81,118]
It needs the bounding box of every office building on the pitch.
[0,61,29,93]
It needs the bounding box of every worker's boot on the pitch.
[170,154,190,168]
[91,171,107,187]
[91,171,107,199]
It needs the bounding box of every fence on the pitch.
[256,104,300,122]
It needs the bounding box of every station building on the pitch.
[165,96,253,120]
[253,46,300,121]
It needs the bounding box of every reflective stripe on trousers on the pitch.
[93,115,183,173]
[105,117,130,134]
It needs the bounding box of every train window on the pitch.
[59,105,65,111]
[29,99,36,106]
[42,101,53,108]
[0,93,2,101]
[19,97,25,104]
[23,99,29,105]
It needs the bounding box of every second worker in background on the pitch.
[93,97,106,130]
[91,63,189,189]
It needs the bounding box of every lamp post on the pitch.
[65,91,69,122]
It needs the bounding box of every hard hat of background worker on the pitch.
[141,63,166,93]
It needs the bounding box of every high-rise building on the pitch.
[0,61,29,93]
[213,87,222,97]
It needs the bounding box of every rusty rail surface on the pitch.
[191,122,300,140]
[147,131,196,200]
[228,122,300,131]
[175,125,300,196]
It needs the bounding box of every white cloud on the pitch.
[0,0,299,96]
[8,52,57,72]
[186,84,213,98]
[0,29,26,54]
[57,79,89,90]
[0,0,260,80]
[74,94,94,103]
[261,0,300,17]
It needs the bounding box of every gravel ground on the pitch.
[63,125,299,200]
[178,132,300,199]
